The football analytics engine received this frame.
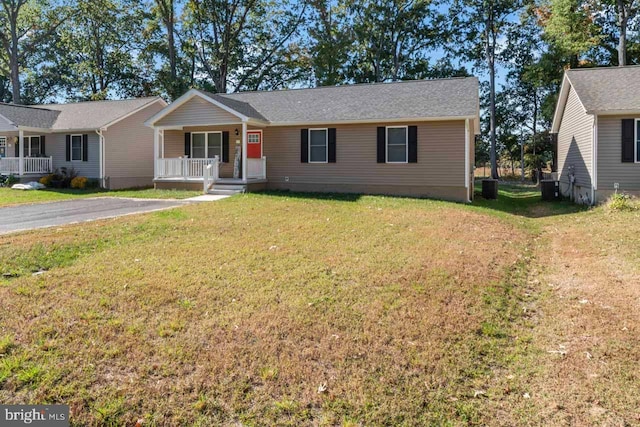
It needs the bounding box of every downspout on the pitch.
[464,119,471,203]
[96,129,106,189]
[591,116,598,206]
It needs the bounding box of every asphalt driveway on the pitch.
[0,197,187,235]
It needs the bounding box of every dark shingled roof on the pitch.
[566,66,640,113]
[197,91,268,122]
[211,77,479,124]
[0,103,60,129]
[0,97,163,131]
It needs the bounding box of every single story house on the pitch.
[552,66,640,204]
[145,77,480,202]
[0,97,167,189]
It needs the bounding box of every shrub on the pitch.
[0,175,19,188]
[70,176,88,189]
[39,175,54,187]
[607,193,638,212]
[59,167,78,188]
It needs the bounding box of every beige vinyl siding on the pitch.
[49,133,100,178]
[103,101,165,189]
[160,121,469,201]
[263,121,466,199]
[156,97,240,127]
[557,85,594,189]
[163,126,248,178]
[597,115,640,193]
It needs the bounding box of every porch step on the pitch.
[207,183,246,195]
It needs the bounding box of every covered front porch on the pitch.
[148,90,270,194]
[0,130,52,176]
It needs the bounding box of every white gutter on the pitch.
[96,129,106,189]
[465,118,470,202]
[591,115,598,205]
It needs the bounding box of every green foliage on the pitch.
[0,175,19,188]
[541,0,604,60]
[607,193,638,212]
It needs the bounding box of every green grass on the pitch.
[0,187,201,207]
[0,185,638,425]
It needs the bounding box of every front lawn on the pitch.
[0,187,201,208]
[0,188,638,425]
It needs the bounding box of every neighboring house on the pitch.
[145,77,480,202]
[0,97,167,189]
[552,66,640,204]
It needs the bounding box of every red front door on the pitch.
[247,131,262,159]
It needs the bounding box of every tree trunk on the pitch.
[617,0,627,66]
[486,14,498,179]
[10,13,21,104]
[520,140,525,182]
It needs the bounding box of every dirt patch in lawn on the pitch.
[511,209,640,426]
[0,194,531,425]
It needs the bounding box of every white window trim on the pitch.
[22,135,42,157]
[386,125,408,164]
[70,134,83,162]
[191,131,223,159]
[635,118,640,164]
[308,128,328,164]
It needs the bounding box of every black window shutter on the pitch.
[184,132,191,157]
[328,128,337,163]
[408,126,418,163]
[65,135,71,161]
[15,138,19,157]
[301,129,309,163]
[82,134,88,162]
[621,119,635,163]
[377,127,386,163]
[222,131,229,162]
[41,135,46,156]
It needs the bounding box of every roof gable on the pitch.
[155,95,244,127]
[565,66,640,114]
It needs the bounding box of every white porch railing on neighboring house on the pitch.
[247,157,267,179]
[0,157,52,175]
[156,158,220,179]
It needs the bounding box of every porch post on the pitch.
[153,127,159,179]
[242,121,248,183]
[18,129,24,176]
[160,129,165,159]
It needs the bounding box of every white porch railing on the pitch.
[0,157,52,175]
[156,156,266,182]
[247,156,267,179]
[203,158,220,193]
[156,158,220,179]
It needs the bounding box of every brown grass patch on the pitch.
[0,193,528,425]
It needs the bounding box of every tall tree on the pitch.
[152,0,194,99]
[451,0,524,179]
[53,0,152,100]
[539,0,603,66]
[0,0,67,104]
[307,0,353,86]
[185,0,308,93]
[347,0,445,83]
